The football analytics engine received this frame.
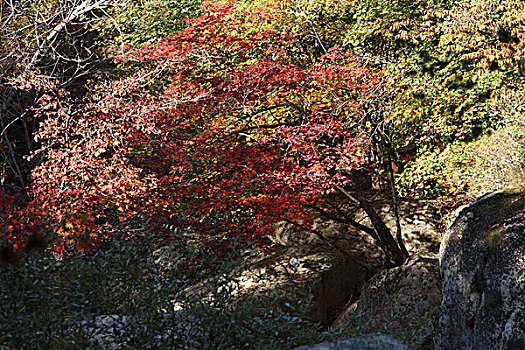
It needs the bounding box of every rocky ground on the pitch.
[271,193,446,273]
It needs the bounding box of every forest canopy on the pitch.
[0,0,524,264]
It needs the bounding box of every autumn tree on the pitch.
[4,0,525,265]
[13,1,409,265]
[0,0,119,196]
[0,0,124,257]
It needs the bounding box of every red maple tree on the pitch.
[3,1,409,265]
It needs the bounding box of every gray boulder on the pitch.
[293,333,410,350]
[333,254,441,349]
[435,190,525,350]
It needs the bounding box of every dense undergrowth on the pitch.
[0,233,326,349]
[0,231,434,349]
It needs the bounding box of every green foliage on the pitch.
[398,91,525,199]
[392,0,525,143]
[99,0,202,53]
[1,231,433,349]
[378,0,525,197]
[236,0,353,61]
[341,0,447,55]
[397,147,452,199]
[0,233,327,349]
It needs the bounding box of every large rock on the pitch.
[185,246,368,326]
[246,248,368,325]
[333,254,441,349]
[271,194,442,272]
[292,333,410,350]
[435,190,525,350]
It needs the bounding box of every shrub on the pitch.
[397,88,525,199]
[98,0,202,53]
[0,232,325,349]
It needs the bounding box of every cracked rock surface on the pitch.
[435,190,525,350]
[333,253,441,349]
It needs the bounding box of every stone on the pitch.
[77,314,130,349]
[270,194,442,272]
[292,333,410,350]
[333,254,441,349]
[184,246,368,326]
[435,190,525,350]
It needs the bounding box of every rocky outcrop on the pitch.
[247,247,368,325]
[184,246,368,326]
[272,195,442,272]
[333,254,441,349]
[292,333,410,350]
[435,190,525,350]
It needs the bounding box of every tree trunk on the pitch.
[336,184,409,267]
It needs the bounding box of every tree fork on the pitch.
[336,184,409,267]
